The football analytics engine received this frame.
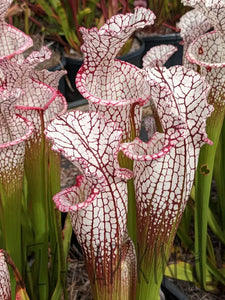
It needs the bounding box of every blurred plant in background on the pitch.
[134,0,189,33]
[8,0,133,54]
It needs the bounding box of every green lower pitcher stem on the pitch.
[2,193,22,272]
[136,267,161,300]
[0,165,24,299]
[24,113,49,299]
[127,178,137,248]
[0,189,22,299]
[135,238,172,300]
[91,271,132,300]
[213,120,225,231]
[195,107,225,289]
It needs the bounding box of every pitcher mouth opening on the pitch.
[76,60,150,107]
[186,30,225,68]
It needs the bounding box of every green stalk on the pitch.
[0,175,23,299]
[136,238,171,300]
[48,148,72,300]
[47,154,72,299]
[47,149,61,297]
[136,198,184,300]
[0,179,23,271]
[24,111,49,300]
[195,106,225,289]
[177,203,192,237]
[177,187,225,287]
[118,103,140,247]
[21,174,35,299]
[127,178,137,248]
[136,276,161,300]
[213,120,225,231]
[51,209,69,300]
[62,214,72,264]
[208,207,225,245]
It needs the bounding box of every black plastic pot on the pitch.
[161,277,189,300]
[64,56,83,106]
[64,37,145,108]
[141,33,183,67]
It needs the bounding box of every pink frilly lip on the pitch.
[177,7,212,68]
[181,0,225,34]
[75,8,156,107]
[186,30,225,68]
[76,62,149,107]
[0,89,33,149]
[0,114,33,149]
[45,111,135,293]
[142,44,178,69]
[186,30,225,106]
[121,65,213,160]
[0,47,67,119]
[0,0,33,60]
[120,66,214,268]
[0,24,33,60]
[53,175,100,212]
[177,8,212,45]
[75,8,156,143]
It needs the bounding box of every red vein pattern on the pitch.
[0,250,11,300]
[182,0,225,34]
[0,46,67,298]
[0,48,67,147]
[186,30,225,107]
[45,111,136,298]
[24,46,67,90]
[76,8,156,141]
[0,88,33,183]
[121,65,213,282]
[0,87,33,277]
[177,8,211,68]
[182,1,225,107]
[142,45,178,69]
[0,0,32,60]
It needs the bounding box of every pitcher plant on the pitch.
[0,2,220,299]
[180,0,225,289]
[45,7,214,300]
